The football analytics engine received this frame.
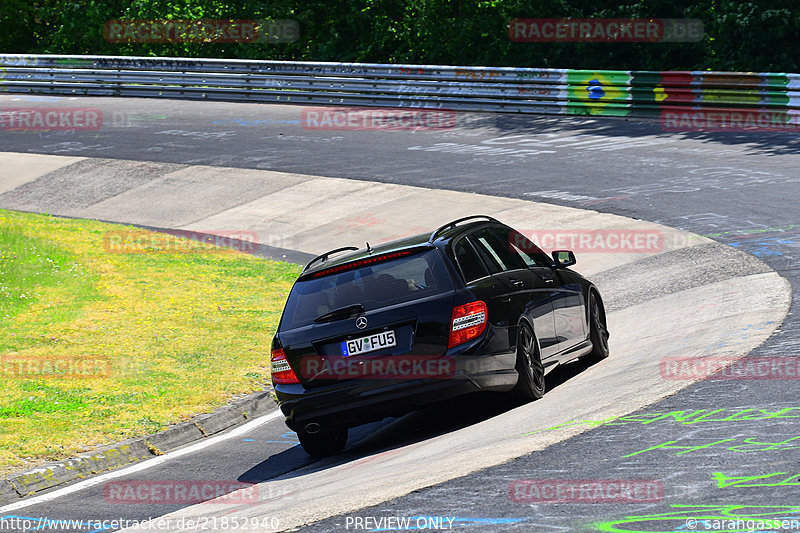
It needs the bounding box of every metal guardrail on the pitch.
[1,54,799,119]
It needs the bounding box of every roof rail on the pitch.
[302,246,360,273]
[428,215,500,243]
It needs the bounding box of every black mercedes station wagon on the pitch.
[271,215,609,456]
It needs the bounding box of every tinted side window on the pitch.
[470,228,528,272]
[505,228,554,268]
[454,238,489,283]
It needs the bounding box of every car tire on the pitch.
[297,426,348,457]
[584,290,610,363]
[509,323,545,403]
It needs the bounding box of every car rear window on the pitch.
[280,249,454,329]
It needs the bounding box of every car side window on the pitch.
[470,227,528,272]
[504,229,554,268]
[454,237,489,283]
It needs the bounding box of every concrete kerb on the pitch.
[1,390,275,504]
[0,480,18,503]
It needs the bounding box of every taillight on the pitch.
[271,348,301,384]
[448,300,487,348]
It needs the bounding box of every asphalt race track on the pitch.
[1,94,799,532]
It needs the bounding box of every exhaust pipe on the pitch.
[305,422,322,434]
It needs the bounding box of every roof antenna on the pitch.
[366,242,372,253]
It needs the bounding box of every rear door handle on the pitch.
[509,278,524,287]
[544,279,555,284]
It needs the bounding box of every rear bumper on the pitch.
[275,351,516,432]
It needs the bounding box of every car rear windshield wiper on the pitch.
[314,304,365,323]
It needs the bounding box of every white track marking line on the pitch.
[0,410,283,513]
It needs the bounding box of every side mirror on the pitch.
[551,250,576,269]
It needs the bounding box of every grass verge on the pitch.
[0,209,300,477]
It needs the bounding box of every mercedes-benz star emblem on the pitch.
[356,317,368,329]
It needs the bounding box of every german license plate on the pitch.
[341,330,396,357]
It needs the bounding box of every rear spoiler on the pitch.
[299,246,433,281]
[302,246,359,274]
